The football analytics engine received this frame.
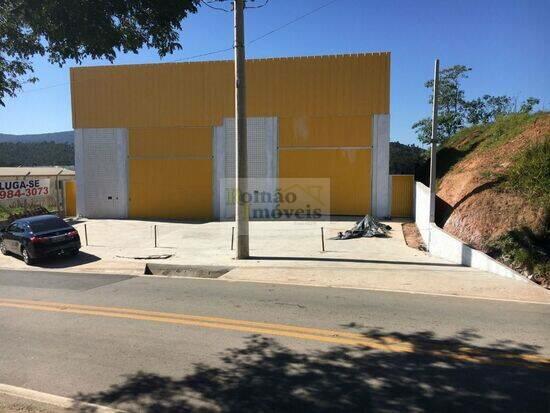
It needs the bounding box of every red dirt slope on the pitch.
[435,114,549,281]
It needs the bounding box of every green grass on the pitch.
[443,125,486,154]
[502,139,550,209]
[416,112,547,184]
[434,112,546,179]
[0,205,55,221]
[474,112,543,150]
[0,205,23,220]
[444,112,544,152]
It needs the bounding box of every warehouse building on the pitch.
[70,52,392,220]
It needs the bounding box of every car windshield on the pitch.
[29,217,70,233]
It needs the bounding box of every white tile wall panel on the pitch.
[75,128,128,218]
[214,117,278,219]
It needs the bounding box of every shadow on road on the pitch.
[73,329,549,412]
[250,255,463,267]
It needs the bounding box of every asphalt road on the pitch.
[0,269,548,412]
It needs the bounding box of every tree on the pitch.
[519,97,540,113]
[413,65,471,145]
[413,64,541,145]
[0,0,201,106]
[464,94,513,125]
[411,116,458,146]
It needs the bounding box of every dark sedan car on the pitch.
[0,215,81,265]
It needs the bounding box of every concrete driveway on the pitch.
[1,218,451,269]
[1,218,548,303]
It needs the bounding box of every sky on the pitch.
[0,0,548,145]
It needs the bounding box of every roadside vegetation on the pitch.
[488,137,550,285]
[445,112,545,155]
[434,112,546,178]
[0,204,54,221]
[420,112,549,286]
[503,138,550,208]
[488,228,549,287]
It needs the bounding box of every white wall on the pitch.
[414,181,431,242]
[371,114,390,218]
[213,117,278,220]
[414,182,526,282]
[75,128,128,218]
[74,129,86,217]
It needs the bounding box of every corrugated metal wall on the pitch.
[71,53,390,219]
[128,127,212,219]
[391,175,414,218]
[280,149,372,215]
[71,54,389,128]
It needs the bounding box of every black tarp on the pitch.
[333,215,391,240]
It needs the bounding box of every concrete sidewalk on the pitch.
[221,266,550,304]
[0,219,548,304]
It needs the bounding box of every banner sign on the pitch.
[0,179,51,201]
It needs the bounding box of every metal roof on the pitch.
[0,167,75,177]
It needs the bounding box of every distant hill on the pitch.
[389,142,426,174]
[0,130,428,177]
[0,130,74,144]
[0,141,74,167]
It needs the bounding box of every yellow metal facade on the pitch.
[71,53,390,219]
[128,126,212,219]
[391,175,414,218]
[280,149,372,215]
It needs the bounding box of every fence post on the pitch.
[84,224,88,246]
[321,227,325,252]
[154,225,158,248]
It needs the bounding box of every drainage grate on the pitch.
[144,264,233,278]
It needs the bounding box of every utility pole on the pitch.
[234,0,249,258]
[429,59,440,223]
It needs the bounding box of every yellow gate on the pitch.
[391,175,414,218]
[65,180,77,217]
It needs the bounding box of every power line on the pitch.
[18,0,340,94]
[248,0,339,45]
[170,46,234,63]
[200,0,232,12]
[245,0,270,9]
[200,0,271,12]
[17,81,71,94]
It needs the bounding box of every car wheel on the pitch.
[0,241,7,256]
[21,248,34,265]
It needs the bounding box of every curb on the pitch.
[0,383,125,413]
[0,265,548,305]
